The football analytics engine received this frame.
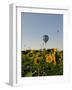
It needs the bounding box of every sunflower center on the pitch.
[37,59,39,64]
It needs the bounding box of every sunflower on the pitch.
[34,57,40,65]
[46,54,52,63]
[52,48,57,54]
[52,54,56,65]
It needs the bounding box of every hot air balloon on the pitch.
[43,35,49,48]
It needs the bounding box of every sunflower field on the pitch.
[21,48,63,77]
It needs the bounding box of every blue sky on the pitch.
[21,12,63,50]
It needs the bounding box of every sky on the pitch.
[21,12,63,50]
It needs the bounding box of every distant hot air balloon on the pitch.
[43,35,49,48]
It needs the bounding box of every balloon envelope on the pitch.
[43,35,49,43]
